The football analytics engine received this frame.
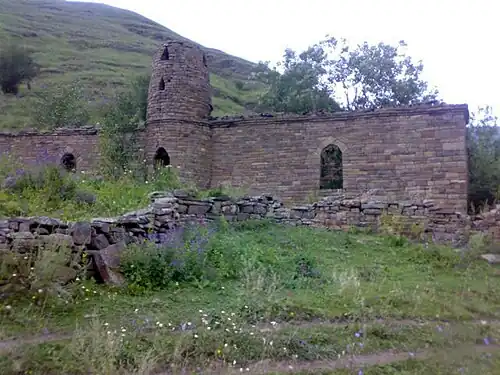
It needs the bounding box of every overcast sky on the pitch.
[77,0,498,114]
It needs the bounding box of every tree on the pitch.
[466,106,500,213]
[0,44,39,95]
[256,36,439,113]
[254,47,341,114]
[99,74,151,179]
[320,37,439,110]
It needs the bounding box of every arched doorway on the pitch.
[154,147,170,168]
[60,153,76,172]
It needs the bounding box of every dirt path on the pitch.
[154,343,500,374]
[0,333,72,353]
[1,317,499,354]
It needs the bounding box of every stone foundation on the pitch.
[2,191,498,286]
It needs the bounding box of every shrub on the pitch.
[121,223,220,292]
[0,43,39,95]
[31,82,90,129]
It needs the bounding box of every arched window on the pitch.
[160,46,169,60]
[159,77,165,91]
[154,147,170,167]
[320,144,343,189]
[61,153,76,172]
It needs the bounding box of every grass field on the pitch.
[0,0,267,129]
[1,220,500,374]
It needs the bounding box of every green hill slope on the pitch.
[0,0,266,129]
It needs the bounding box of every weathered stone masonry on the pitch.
[0,40,470,214]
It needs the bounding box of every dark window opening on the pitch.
[159,77,165,91]
[320,144,343,189]
[61,153,76,172]
[154,147,170,167]
[203,54,207,67]
[160,46,169,60]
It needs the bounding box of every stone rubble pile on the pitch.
[0,190,496,286]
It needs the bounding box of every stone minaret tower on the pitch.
[147,40,212,123]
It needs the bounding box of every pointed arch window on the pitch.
[320,144,343,189]
[160,46,169,60]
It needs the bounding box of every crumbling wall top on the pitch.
[208,103,469,127]
[0,125,100,137]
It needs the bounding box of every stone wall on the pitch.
[209,104,469,212]
[4,191,500,287]
[471,205,500,242]
[0,104,469,213]
[0,127,101,172]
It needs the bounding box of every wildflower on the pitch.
[104,322,109,326]
[233,360,236,365]
[199,309,203,313]
[224,343,228,347]
[134,308,139,313]
[194,334,199,338]
[358,370,364,375]
[159,323,164,328]
[12,273,16,277]
[216,349,222,355]
[484,337,491,345]
[38,289,43,293]
[5,305,11,310]
[121,328,126,332]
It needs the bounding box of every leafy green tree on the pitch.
[319,37,439,110]
[99,74,150,178]
[467,106,500,213]
[0,44,39,95]
[256,37,438,113]
[254,46,341,114]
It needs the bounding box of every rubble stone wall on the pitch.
[471,205,500,242]
[0,192,473,254]
[5,191,500,284]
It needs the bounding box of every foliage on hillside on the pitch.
[0,0,266,128]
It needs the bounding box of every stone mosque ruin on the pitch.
[0,40,469,213]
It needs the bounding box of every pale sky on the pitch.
[77,0,498,114]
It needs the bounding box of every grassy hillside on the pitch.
[0,0,267,129]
